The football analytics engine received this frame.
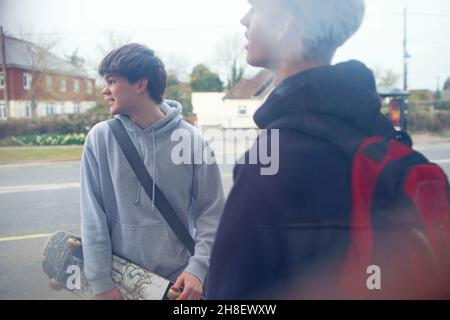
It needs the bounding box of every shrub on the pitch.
[407,110,450,133]
[0,113,111,140]
[9,133,86,146]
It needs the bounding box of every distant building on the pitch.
[192,70,273,129]
[0,35,96,119]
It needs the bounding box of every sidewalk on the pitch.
[411,133,450,146]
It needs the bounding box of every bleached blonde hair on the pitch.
[284,0,365,61]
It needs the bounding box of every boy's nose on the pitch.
[241,10,250,27]
[101,86,110,95]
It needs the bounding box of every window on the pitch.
[60,102,65,114]
[25,104,32,118]
[0,72,4,89]
[46,103,54,116]
[86,80,93,94]
[73,79,80,93]
[60,78,66,92]
[46,76,52,89]
[23,73,32,90]
[237,105,248,115]
[0,103,5,119]
[74,103,80,114]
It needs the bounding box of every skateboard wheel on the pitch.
[49,278,63,290]
[167,288,181,300]
[66,238,81,249]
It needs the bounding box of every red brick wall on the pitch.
[0,67,96,102]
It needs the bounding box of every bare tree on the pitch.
[0,26,10,118]
[65,49,86,70]
[374,67,401,89]
[161,53,191,83]
[96,30,134,58]
[17,28,63,118]
[213,34,247,90]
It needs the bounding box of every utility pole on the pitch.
[400,8,411,131]
[0,26,10,119]
[403,8,411,91]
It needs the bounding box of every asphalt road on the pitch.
[1,142,450,300]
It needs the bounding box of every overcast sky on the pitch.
[1,0,449,90]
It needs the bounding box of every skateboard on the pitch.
[42,231,181,300]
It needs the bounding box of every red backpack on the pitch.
[340,134,450,299]
[273,113,450,298]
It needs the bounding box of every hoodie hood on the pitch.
[254,60,396,138]
[116,99,183,134]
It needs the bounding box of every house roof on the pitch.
[224,69,274,99]
[0,35,89,78]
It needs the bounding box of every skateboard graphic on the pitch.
[42,231,181,300]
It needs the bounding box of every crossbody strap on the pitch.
[108,118,195,256]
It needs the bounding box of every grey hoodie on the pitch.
[80,100,225,294]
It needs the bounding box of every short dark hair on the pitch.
[99,43,167,104]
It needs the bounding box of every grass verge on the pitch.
[0,146,83,164]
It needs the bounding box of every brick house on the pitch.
[0,35,96,119]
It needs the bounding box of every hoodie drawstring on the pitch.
[134,182,142,205]
[133,129,157,211]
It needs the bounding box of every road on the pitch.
[1,142,450,299]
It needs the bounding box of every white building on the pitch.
[192,70,274,129]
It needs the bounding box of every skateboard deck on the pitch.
[42,231,181,300]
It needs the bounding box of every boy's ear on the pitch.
[136,79,148,95]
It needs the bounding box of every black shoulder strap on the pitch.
[107,118,195,256]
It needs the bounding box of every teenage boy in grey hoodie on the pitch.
[80,43,225,300]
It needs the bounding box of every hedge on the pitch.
[0,113,111,141]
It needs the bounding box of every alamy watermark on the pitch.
[170,128,280,176]
[66,265,81,290]
[366,265,381,290]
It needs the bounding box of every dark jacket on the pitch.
[207,60,397,299]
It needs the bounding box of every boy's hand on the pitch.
[94,287,124,300]
[171,272,203,300]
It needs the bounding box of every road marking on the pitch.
[45,164,76,169]
[0,161,79,169]
[0,182,80,194]
[0,233,52,242]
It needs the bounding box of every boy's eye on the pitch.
[107,79,115,85]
